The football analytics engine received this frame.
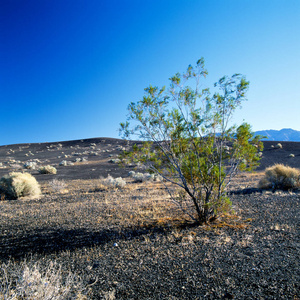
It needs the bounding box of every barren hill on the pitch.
[0,138,299,181]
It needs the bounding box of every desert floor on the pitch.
[0,138,299,299]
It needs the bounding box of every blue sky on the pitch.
[1,0,299,145]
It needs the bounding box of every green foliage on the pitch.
[120,58,263,224]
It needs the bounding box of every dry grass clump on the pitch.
[95,181,192,228]
[23,161,37,169]
[129,171,163,182]
[38,165,57,174]
[0,172,41,200]
[108,158,121,164]
[48,179,67,193]
[99,175,126,188]
[0,260,88,299]
[39,179,191,229]
[258,164,300,190]
[59,160,74,166]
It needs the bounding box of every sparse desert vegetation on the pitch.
[120,59,263,224]
[129,171,163,183]
[38,165,57,174]
[48,179,67,193]
[0,260,88,299]
[99,175,126,188]
[0,172,41,200]
[0,172,299,299]
[0,139,299,299]
[258,164,300,190]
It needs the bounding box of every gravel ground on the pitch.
[0,138,299,299]
[83,192,300,299]
[0,181,299,299]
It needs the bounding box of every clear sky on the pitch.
[1,0,299,145]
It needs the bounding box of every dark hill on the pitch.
[257,141,300,171]
[0,138,299,181]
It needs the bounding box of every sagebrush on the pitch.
[38,165,57,174]
[258,164,300,190]
[129,171,162,182]
[99,175,126,188]
[0,172,41,200]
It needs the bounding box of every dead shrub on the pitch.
[0,260,88,299]
[48,179,67,193]
[258,164,300,190]
[0,172,41,200]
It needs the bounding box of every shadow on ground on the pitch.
[0,222,198,260]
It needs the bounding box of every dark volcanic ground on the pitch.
[0,138,137,181]
[0,138,299,182]
[0,138,299,299]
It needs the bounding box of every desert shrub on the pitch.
[59,160,74,166]
[108,158,121,164]
[116,145,126,151]
[258,164,300,190]
[74,157,88,163]
[0,172,41,200]
[38,165,57,174]
[129,171,162,182]
[0,261,87,299]
[128,171,136,177]
[24,161,37,169]
[120,58,263,224]
[100,175,126,188]
[48,179,67,193]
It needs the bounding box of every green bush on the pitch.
[258,164,300,190]
[120,58,263,224]
[0,172,41,200]
[38,165,57,174]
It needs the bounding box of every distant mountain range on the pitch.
[255,128,300,142]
